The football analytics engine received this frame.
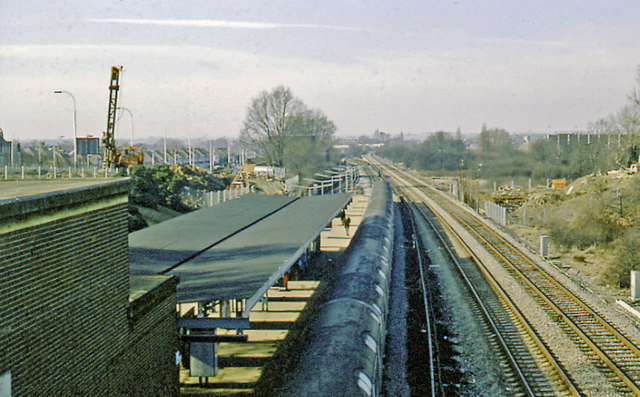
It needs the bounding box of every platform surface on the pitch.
[0,179,122,200]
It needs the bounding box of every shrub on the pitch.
[547,198,625,249]
[606,227,640,288]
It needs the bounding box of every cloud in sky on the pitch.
[2,1,640,141]
[88,18,367,32]
[2,38,638,142]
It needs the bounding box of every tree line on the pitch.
[379,69,640,181]
[379,126,640,182]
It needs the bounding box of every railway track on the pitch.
[399,182,573,396]
[372,156,640,395]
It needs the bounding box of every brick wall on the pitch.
[0,202,129,395]
[0,182,178,396]
[109,290,178,396]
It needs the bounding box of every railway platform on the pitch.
[177,181,372,395]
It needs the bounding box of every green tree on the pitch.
[378,131,467,171]
[285,108,337,175]
[129,166,162,208]
[475,125,518,178]
[416,131,466,170]
[479,125,514,154]
[129,164,190,212]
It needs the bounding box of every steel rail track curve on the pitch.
[373,155,640,395]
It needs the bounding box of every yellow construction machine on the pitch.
[102,66,144,169]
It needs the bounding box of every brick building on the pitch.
[0,180,178,396]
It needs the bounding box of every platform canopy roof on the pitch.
[129,193,352,315]
[129,194,296,275]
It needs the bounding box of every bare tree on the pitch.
[240,86,304,167]
[240,86,336,174]
[589,67,640,166]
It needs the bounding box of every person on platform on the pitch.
[343,216,351,236]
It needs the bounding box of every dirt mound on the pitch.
[250,175,286,195]
[171,164,230,191]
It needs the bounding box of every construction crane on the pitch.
[102,66,144,169]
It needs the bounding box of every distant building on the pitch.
[0,128,11,165]
[76,136,100,156]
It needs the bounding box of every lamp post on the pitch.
[54,90,77,167]
[118,107,134,146]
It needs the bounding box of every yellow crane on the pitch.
[102,66,144,169]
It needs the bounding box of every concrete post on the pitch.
[190,302,217,377]
[220,300,230,318]
[631,271,640,301]
[21,166,24,179]
[38,166,41,179]
[0,371,10,396]
[69,167,72,178]
[540,235,548,258]
[4,165,7,180]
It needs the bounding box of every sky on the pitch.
[1,0,640,142]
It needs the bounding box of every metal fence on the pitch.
[1,164,122,180]
[183,186,254,209]
[508,206,553,227]
[483,200,507,226]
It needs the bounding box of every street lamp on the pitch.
[54,90,77,167]
[118,106,134,146]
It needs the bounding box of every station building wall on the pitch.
[0,180,178,396]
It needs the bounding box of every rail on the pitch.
[374,155,640,395]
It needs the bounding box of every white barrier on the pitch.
[483,200,507,226]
